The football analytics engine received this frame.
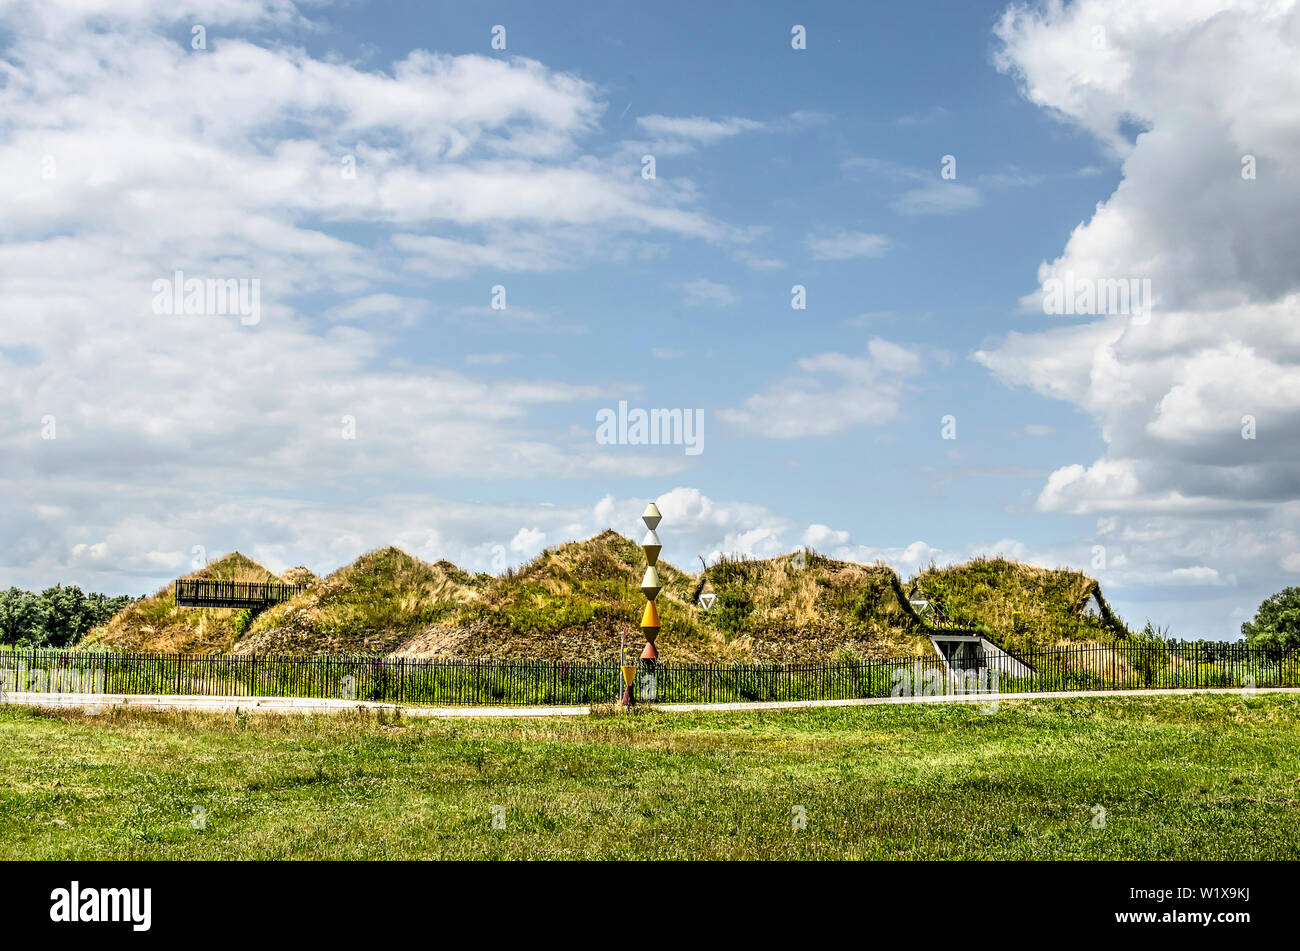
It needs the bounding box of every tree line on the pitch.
[0,586,138,648]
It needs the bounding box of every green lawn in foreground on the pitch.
[1,694,1298,859]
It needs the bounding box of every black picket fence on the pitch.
[0,644,1297,707]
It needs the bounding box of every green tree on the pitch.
[0,586,137,647]
[35,585,91,647]
[1242,587,1300,656]
[0,587,43,645]
[84,592,135,630]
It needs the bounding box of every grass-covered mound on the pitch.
[233,531,721,662]
[397,535,931,663]
[219,534,938,662]
[86,537,1126,664]
[910,557,1128,653]
[234,548,485,656]
[81,553,283,654]
[403,530,724,662]
[697,551,930,662]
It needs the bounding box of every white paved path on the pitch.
[2,685,1297,718]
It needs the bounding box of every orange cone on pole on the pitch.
[640,597,660,661]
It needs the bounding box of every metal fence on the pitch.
[173,579,307,608]
[0,644,1296,707]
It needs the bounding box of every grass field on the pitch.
[2,694,1298,860]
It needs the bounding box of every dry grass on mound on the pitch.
[913,557,1127,653]
[234,547,485,656]
[82,553,283,654]
[695,551,930,662]
[85,535,1124,664]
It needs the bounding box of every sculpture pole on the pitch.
[638,503,663,692]
[622,502,663,705]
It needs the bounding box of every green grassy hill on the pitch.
[403,529,720,661]
[696,550,930,662]
[81,553,286,654]
[911,557,1128,653]
[87,537,1123,662]
[234,547,486,656]
[234,534,931,662]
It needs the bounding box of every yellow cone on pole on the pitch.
[641,529,661,566]
[640,599,660,631]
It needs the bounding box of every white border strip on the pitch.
[3,686,1298,718]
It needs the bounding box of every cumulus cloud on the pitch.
[974,0,1300,613]
[0,483,804,594]
[802,524,851,549]
[509,527,546,552]
[0,0,755,588]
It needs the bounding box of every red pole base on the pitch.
[620,684,635,706]
[640,641,658,660]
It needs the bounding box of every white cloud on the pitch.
[651,488,796,563]
[635,114,765,144]
[0,485,802,593]
[890,181,982,215]
[806,231,890,260]
[628,111,821,158]
[680,278,736,308]
[0,0,747,557]
[978,1,1300,516]
[510,527,546,552]
[802,524,851,549]
[732,249,786,271]
[324,294,430,325]
[720,339,921,438]
[973,0,1300,623]
[841,156,983,216]
[1169,566,1224,585]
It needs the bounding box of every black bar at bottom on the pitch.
[0,861,1285,941]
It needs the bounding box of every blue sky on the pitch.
[3,0,1299,639]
